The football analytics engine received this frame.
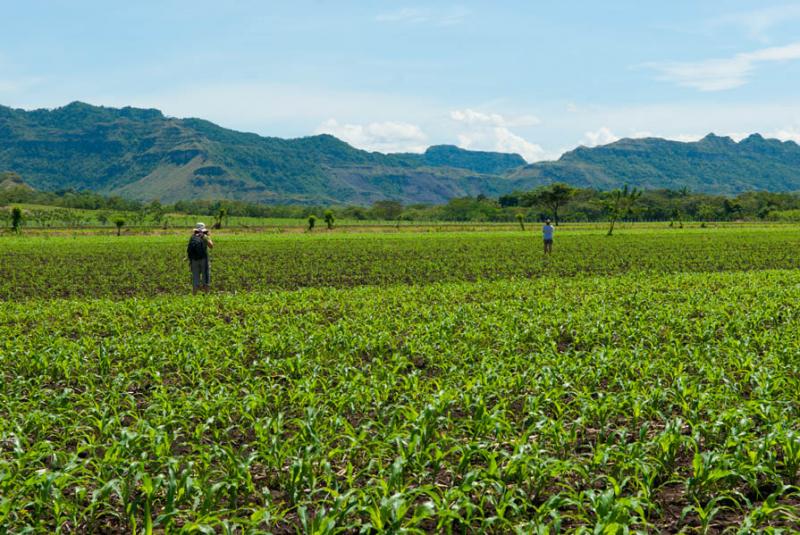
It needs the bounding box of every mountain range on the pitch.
[508,133,800,194]
[1,101,799,204]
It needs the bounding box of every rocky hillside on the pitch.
[507,134,800,194]
[2,102,800,203]
[0,102,523,204]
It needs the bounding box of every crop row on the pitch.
[2,270,800,532]
[3,228,800,299]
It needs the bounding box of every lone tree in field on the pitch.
[146,200,164,227]
[307,214,317,231]
[114,218,125,236]
[371,200,403,220]
[524,183,575,226]
[11,207,23,233]
[324,210,335,230]
[515,212,525,231]
[213,207,228,229]
[604,185,641,236]
[669,207,684,228]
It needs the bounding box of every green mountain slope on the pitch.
[507,134,800,194]
[404,145,526,174]
[0,102,522,204]
[0,171,32,191]
[2,102,800,203]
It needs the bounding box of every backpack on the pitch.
[187,234,207,260]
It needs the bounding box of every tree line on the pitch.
[4,170,800,227]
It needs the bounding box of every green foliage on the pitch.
[213,207,228,229]
[145,200,164,225]
[498,192,520,207]
[4,103,800,206]
[114,218,125,236]
[323,210,335,230]
[3,226,800,300]
[604,185,642,236]
[418,144,526,174]
[29,209,50,228]
[0,171,29,190]
[3,251,800,531]
[307,214,316,231]
[767,209,800,221]
[10,206,22,233]
[0,103,526,205]
[523,183,575,225]
[436,196,502,221]
[511,133,800,195]
[6,176,800,226]
[515,212,525,231]
[0,182,142,212]
[370,200,403,220]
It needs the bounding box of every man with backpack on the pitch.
[187,223,214,294]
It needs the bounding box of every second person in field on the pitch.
[542,218,554,254]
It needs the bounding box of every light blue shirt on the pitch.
[542,224,554,240]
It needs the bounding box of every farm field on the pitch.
[2,226,800,532]
[4,226,800,300]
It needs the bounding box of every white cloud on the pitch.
[554,100,800,145]
[580,128,800,146]
[449,108,548,161]
[0,76,44,95]
[669,133,705,143]
[726,132,752,142]
[0,81,20,92]
[665,130,800,144]
[765,127,800,144]
[376,6,470,26]
[315,118,428,153]
[376,7,429,24]
[648,41,800,91]
[490,128,549,162]
[450,108,540,127]
[714,5,800,42]
[457,126,549,162]
[82,82,444,139]
[18,80,799,162]
[438,7,471,27]
[451,109,506,126]
[581,127,619,147]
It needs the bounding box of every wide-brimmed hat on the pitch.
[195,222,206,231]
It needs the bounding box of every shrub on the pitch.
[324,210,335,230]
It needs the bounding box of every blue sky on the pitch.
[2,1,800,161]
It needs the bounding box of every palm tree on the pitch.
[604,185,641,236]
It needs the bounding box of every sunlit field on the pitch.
[3,225,800,532]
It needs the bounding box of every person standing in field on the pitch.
[187,222,214,294]
[542,218,554,254]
